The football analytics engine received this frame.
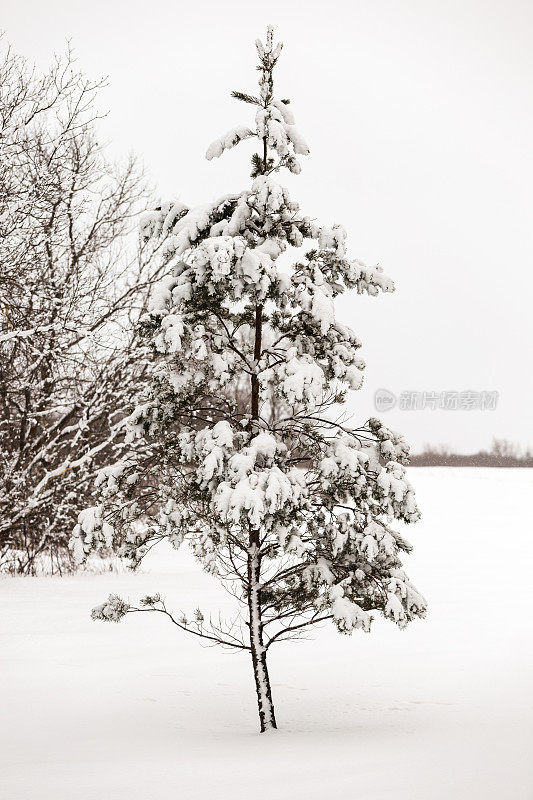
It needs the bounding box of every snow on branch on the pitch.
[206,126,256,160]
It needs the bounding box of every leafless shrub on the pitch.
[0,37,161,573]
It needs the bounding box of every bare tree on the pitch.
[0,37,161,573]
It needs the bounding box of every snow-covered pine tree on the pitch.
[72,27,426,732]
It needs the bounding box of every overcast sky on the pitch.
[4,0,532,453]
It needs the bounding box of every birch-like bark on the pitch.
[247,536,277,732]
[248,300,277,731]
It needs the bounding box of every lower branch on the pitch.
[265,613,333,649]
[126,600,250,651]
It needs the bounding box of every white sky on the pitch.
[4,0,532,453]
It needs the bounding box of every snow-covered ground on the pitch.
[1,468,532,800]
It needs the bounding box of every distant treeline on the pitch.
[410,440,533,467]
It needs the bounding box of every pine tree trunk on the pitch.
[247,535,277,732]
[247,215,277,731]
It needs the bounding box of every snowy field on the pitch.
[1,468,532,800]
